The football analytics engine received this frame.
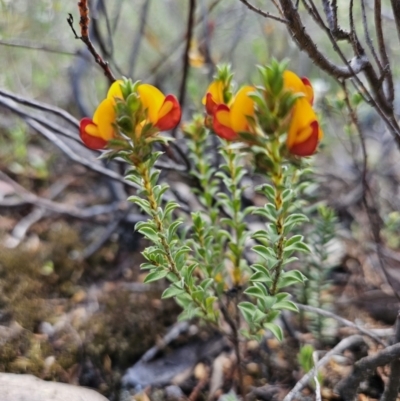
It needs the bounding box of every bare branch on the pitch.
[283,335,365,401]
[238,0,287,23]
[67,1,116,83]
[374,0,395,105]
[389,0,400,44]
[0,88,79,128]
[381,312,400,401]
[321,0,350,40]
[336,342,400,401]
[360,0,383,73]
[296,303,387,346]
[278,0,368,79]
[0,171,126,221]
[178,0,197,115]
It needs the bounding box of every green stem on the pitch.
[270,142,286,296]
[137,161,215,322]
[226,146,243,286]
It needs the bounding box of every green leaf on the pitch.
[284,235,303,248]
[238,301,257,323]
[272,300,299,312]
[164,201,180,218]
[137,226,159,243]
[253,308,267,323]
[265,309,280,322]
[205,296,217,312]
[264,322,283,342]
[284,241,312,254]
[244,285,266,299]
[277,270,307,289]
[178,306,202,321]
[250,271,272,284]
[199,278,214,290]
[144,269,168,283]
[140,262,158,270]
[161,285,184,299]
[191,289,205,303]
[258,295,277,310]
[175,293,193,308]
[167,220,182,242]
[129,196,152,215]
[252,245,275,261]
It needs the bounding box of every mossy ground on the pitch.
[0,220,180,398]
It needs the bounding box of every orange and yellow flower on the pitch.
[203,81,255,141]
[79,80,181,150]
[283,71,322,157]
[203,70,323,157]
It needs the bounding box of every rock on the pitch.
[0,373,108,401]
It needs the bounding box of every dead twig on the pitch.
[178,0,197,119]
[336,342,400,401]
[79,204,137,260]
[238,0,287,23]
[0,88,79,128]
[283,335,365,401]
[296,304,387,346]
[381,312,400,401]
[5,178,74,248]
[67,1,116,83]
[0,171,126,221]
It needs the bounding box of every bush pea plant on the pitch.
[79,60,324,391]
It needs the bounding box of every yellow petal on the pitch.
[202,80,225,105]
[158,98,174,120]
[107,80,123,102]
[138,84,165,124]
[92,98,116,140]
[283,70,305,94]
[230,86,255,132]
[287,98,317,147]
[215,108,232,128]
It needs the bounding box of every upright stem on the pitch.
[225,146,244,286]
[270,141,286,295]
[136,161,215,323]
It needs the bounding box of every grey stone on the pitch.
[0,373,108,401]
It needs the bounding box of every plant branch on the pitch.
[336,342,400,401]
[389,0,400,44]
[374,0,395,105]
[238,0,287,23]
[296,303,387,346]
[283,335,365,401]
[178,0,196,115]
[67,1,116,83]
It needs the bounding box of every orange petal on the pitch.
[301,77,314,105]
[288,121,319,156]
[92,98,116,140]
[106,80,124,102]
[138,84,165,124]
[230,86,255,132]
[79,118,108,149]
[202,80,225,106]
[213,104,237,141]
[155,94,182,131]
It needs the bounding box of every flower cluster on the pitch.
[78,67,322,158]
[79,80,181,150]
[203,68,323,157]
